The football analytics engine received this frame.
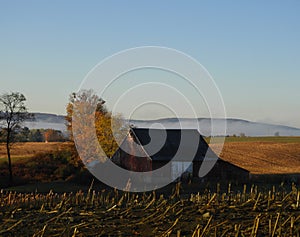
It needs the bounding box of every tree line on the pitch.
[0,127,67,142]
[0,90,125,185]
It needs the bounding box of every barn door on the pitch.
[171,162,193,180]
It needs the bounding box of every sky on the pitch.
[1,1,299,128]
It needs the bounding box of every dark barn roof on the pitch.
[126,128,219,162]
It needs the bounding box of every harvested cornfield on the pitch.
[210,139,300,174]
[0,183,299,236]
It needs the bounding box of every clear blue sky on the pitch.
[1,1,299,127]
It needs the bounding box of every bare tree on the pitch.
[0,92,33,184]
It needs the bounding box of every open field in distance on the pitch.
[209,137,300,174]
[0,142,71,162]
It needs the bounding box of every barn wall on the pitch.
[152,161,171,178]
[152,161,193,180]
[112,148,152,172]
[193,160,249,182]
[152,161,168,170]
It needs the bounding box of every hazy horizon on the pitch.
[26,111,300,130]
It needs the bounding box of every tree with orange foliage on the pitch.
[66,90,126,166]
[43,129,65,142]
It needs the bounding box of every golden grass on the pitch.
[0,142,71,162]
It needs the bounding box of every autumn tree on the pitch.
[0,92,33,184]
[66,90,126,166]
[43,129,65,142]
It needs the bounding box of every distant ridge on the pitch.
[130,118,300,137]
[17,113,300,137]
[32,113,66,123]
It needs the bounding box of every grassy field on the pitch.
[205,136,300,143]
[223,136,300,143]
[0,142,75,187]
[0,142,71,163]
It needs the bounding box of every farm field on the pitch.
[0,138,299,236]
[0,142,71,162]
[1,183,300,236]
[210,137,300,174]
[0,142,74,186]
[219,142,300,174]
[223,136,300,143]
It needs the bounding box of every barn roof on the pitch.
[129,128,218,162]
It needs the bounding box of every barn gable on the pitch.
[112,129,152,172]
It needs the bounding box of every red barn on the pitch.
[111,128,249,182]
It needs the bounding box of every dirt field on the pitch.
[218,142,300,174]
[210,137,300,174]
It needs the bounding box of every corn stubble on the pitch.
[0,183,299,236]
